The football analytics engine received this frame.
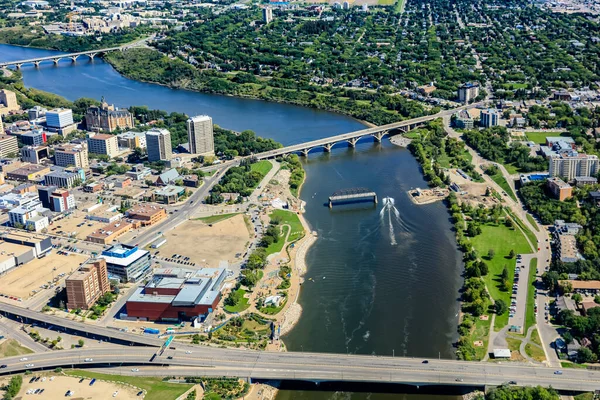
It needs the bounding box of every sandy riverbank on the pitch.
[390,135,412,147]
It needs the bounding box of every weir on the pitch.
[328,188,377,208]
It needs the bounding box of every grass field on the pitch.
[468,315,492,360]
[251,160,273,176]
[470,223,534,330]
[489,173,517,201]
[525,258,538,333]
[505,210,536,251]
[526,132,571,145]
[269,209,304,242]
[526,214,540,231]
[196,213,239,224]
[502,83,528,90]
[531,328,542,346]
[264,225,289,256]
[65,370,191,400]
[525,343,546,362]
[0,339,33,358]
[506,336,521,352]
[224,289,251,313]
[395,0,406,12]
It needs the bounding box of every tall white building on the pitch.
[145,128,172,162]
[46,108,74,129]
[187,115,214,156]
[458,83,480,103]
[263,7,273,23]
[87,134,119,158]
[549,152,599,181]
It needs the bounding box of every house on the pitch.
[183,175,200,188]
[589,191,600,207]
[156,168,180,186]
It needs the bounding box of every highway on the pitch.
[0,346,600,391]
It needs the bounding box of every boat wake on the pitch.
[380,197,401,245]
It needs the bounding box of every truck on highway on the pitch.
[144,328,160,334]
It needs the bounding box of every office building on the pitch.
[547,177,573,201]
[66,259,110,310]
[46,108,74,129]
[8,198,48,232]
[44,170,81,188]
[37,185,57,209]
[187,115,214,156]
[50,189,75,212]
[480,109,499,128]
[21,130,46,146]
[100,244,151,283]
[6,164,51,182]
[54,143,89,169]
[145,128,172,162]
[86,220,132,245]
[263,7,273,23]
[21,145,49,164]
[549,152,599,181]
[0,89,19,115]
[126,204,167,226]
[2,231,52,258]
[454,110,474,129]
[458,82,480,103]
[117,131,146,149]
[0,135,19,158]
[125,164,152,181]
[85,99,134,132]
[28,106,47,121]
[125,267,226,321]
[87,133,119,158]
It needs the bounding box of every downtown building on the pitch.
[85,100,134,133]
[54,143,89,169]
[66,259,111,310]
[87,133,119,158]
[186,115,214,156]
[549,151,599,181]
[145,128,172,162]
[458,82,480,104]
[99,244,151,283]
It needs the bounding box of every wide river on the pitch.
[0,44,464,399]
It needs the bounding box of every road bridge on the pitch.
[0,303,599,391]
[0,39,148,69]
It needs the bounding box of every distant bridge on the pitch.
[329,188,377,208]
[251,103,481,160]
[0,39,148,69]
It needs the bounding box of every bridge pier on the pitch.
[347,138,358,148]
[52,58,60,65]
[323,143,333,152]
[15,64,21,69]
[372,130,388,142]
[33,61,40,68]
[301,148,310,157]
[70,56,78,63]
[89,53,98,60]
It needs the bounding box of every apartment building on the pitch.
[87,134,119,158]
[54,143,89,169]
[549,152,599,181]
[66,259,110,310]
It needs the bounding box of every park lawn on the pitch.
[502,83,528,90]
[378,0,395,4]
[574,393,594,400]
[470,223,534,330]
[525,343,546,362]
[264,225,289,256]
[269,210,304,242]
[560,361,588,369]
[526,214,540,231]
[260,299,287,315]
[505,209,536,251]
[250,160,273,176]
[525,259,538,333]
[506,336,521,352]
[503,163,520,175]
[395,0,406,12]
[0,339,34,358]
[531,328,542,346]
[467,313,492,360]
[526,131,571,145]
[224,289,251,313]
[197,213,239,224]
[66,370,191,400]
[489,172,517,202]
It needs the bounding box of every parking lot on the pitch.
[0,252,88,300]
[508,253,534,333]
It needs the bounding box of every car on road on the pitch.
[422,360,429,363]
[0,365,6,369]
[25,363,34,368]
[131,368,139,372]
[186,350,192,354]
[79,378,85,383]
[554,370,563,375]
[20,357,28,361]
[113,391,119,397]
[89,379,96,386]
[455,378,463,382]
[84,358,93,362]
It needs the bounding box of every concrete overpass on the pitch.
[1,303,599,391]
[0,345,599,392]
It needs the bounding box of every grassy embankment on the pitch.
[264,209,304,256]
[197,213,239,224]
[224,288,251,313]
[65,370,191,400]
[250,160,273,176]
[0,339,34,358]
[488,172,517,202]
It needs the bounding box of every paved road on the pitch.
[0,346,598,391]
[508,254,534,332]
[0,317,48,353]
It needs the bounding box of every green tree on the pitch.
[572,293,583,305]
[495,299,508,316]
[508,249,515,258]
[487,249,495,259]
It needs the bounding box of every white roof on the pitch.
[493,348,511,358]
[190,115,211,122]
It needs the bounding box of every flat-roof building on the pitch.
[100,244,151,283]
[6,164,51,182]
[86,219,132,245]
[0,135,18,158]
[125,267,226,321]
[187,115,214,156]
[547,177,573,201]
[126,204,167,226]
[66,259,110,310]
[1,231,52,258]
[145,128,172,162]
[87,133,119,158]
[549,152,599,181]
[54,143,89,169]
[20,145,49,164]
[117,131,146,149]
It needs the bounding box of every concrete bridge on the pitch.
[251,103,481,160]
[0,38,150,69]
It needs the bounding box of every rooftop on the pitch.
[559,280,600,290]
[87,220,132,240]
[127,204,165,217]
[101,245,148,266]
[89,134,115,141]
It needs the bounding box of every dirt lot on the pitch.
[50,212,103,240]
[0,374,139,400]
[0,252,88,299]
[159,215,251,268]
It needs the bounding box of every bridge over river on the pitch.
[0,303,599,392]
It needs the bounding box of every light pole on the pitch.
[393,349,395,357]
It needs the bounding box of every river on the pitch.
[0,44,464,400]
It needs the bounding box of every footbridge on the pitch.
[0,39,148,69]
[252,103,481,160]
[329,188,377,208]
[0,303,599,391]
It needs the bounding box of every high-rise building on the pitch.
[480,109,499,128]
[28,106,47,121]
[100,244,151,283]
[46,108,74,129]
[0,89,19,115]
[549,152,599,181]
[20,145,49,164]
[117,131,146,149]
[66,259,110,310]
[458,82,480,104]
[54,143,89,169]
[145,128,172,162]
[187,115,214,156]
[87,133,119,158]
[263,7,273,23]
[0,135,19,158]
[85,99,134,132]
